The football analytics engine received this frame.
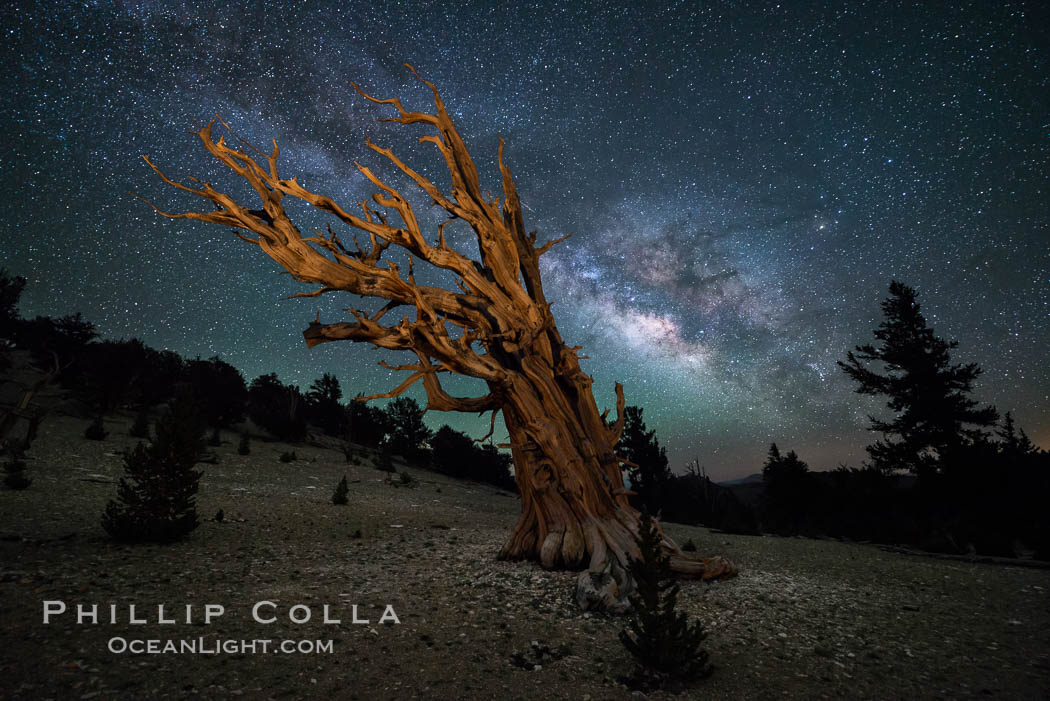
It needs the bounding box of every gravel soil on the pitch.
[2,412,1049,700]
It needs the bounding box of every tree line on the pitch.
[0,269,513,492]
[621,281,1048,559]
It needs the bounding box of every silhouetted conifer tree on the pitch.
[346,397,390,448]
[839,281,998,479]
[0,269,26,370]
[617,406,672,514]
[102,391,204,542]
[332,475,349,505]
[247,373,306,442]
[384,397,431,463]
[186,356,248,429]
[761,443,812,534]
[306,373,345,436]
[237,433,251,455]
[620,511,711,684]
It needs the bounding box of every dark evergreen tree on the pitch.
[306,373,345,436]
[77,339,151,412]
[431,425,476,476]
[997,411,1037,458]
[135,348,185,408]
[101,391,204,542]
[375,442,395,472]
[430,425,516,490]
[761,443,812,534]
[346,397,389,448]
[247,373,306,442]
[237,432,251,455]
[332,475,349,505]
[839,281,998,478]
[617,406,673,514]
[0,269,26,370]
[17,312,97,373]
[186,356,248,429]
[620,511,712,684]
[384,397,432,463]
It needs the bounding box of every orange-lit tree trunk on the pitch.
[142,66,736,610]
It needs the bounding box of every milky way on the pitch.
[3,1,1047,479]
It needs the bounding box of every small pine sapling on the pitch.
[376,444,395,472]
[682,538,697,552]
[237,433,250,455]
[279,450,297,463]
[101,392,204,543]
[84,415,108,441]
[332,475,349,505]
[619,511,712,687]
[207,427,222,446]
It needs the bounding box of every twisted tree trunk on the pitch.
[141,66,736,610]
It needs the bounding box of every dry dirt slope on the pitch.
[1,411,1049,700]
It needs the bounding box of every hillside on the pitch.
[2,411,1049,699]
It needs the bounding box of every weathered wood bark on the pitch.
[141,66,736,610]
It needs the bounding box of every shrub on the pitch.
[279,450,297,463]
[2,449,31,490]
[207,427,222,447]
[332,475,349,505]
[682,538,697,552]
[399,470,415,486]
[101,391,204,543]
[129,409,150,439]
[237,433,251,455]
[84,415,108,441]
[375,444,395,472]
[620,512,712,686]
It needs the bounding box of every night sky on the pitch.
[3,1,1047,480]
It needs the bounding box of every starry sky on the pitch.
[3,1,1048,480]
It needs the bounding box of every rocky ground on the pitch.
[2,411,1049,700]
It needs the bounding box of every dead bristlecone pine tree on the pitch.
[620,512,712,687]
[102,391,204,543]
[141,65,736,609]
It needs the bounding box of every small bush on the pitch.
[375,444,395,472]
[342,443,355,463]
[682,538,697,552]
[84,415,108,441]
[332,475,349,505]
[237,433,250,455]
[129,409,150,439]
[279,450,297,463]
[399,470,415,486]
[207,428,221,447]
